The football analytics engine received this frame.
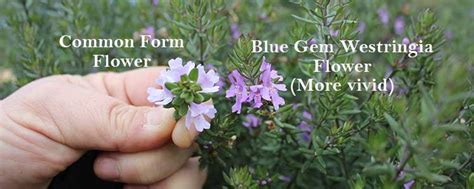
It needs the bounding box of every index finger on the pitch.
[85,67,164,106]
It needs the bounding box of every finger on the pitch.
[172,117,199,148]
[124,157,207,189]
[94,143,195,184]
[85,67,165,106]
[21,80,176,152]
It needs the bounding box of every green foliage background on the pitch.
[0,0,472,188]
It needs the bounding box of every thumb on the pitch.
[14,80,176,152]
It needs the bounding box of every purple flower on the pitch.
[404,180,415,189]
[394,16,405,35]
[226,57,286,113]
[230,23,241,40]
[134,26,155,40]
[402,38,420,53]
[329,29,339,37]
[259,57,286,110]
[303,111,312,120]
[356,21,366,34]
[186,102,217,132]
[298,121,313,142]
[378,7,389,26]
[298,111,313,142]
[243,114,261,128]
[226,70,249,113]
[402,37,410,45]
[278,175,291,182]
[307,38,317,46]
[152,0,159,6]
[248,85,264,108]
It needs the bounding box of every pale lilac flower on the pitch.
[147,87,174,106]
[397,171,406,181]
[185,103,217,132]
[148,58,220,132]
[230,23,241,40]
[206,64,226,89]
[356,21,366,34]
[292,103,300,110]
[243,114,261,128]
[259,57,286,110]
[404,180,415,189]
[394,16,405,35]
[197,65,220,93]
[258,13,268,20]
[279,175,291,182]
[329,29,339,37]
[157,58,195,85]
[147,58,194,105]
[152,0,159,6]
[445,30,453,40]
[378,7,389,26]
[226,70,249,113]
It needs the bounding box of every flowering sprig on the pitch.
[147,58,219,132]
[226,57,287,114]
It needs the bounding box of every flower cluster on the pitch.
[147,58,219,132]
[297,111,314,142]
[133,26,155,40]
[243,114,261,128]
[226,57,287,114]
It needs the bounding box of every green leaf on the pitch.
[291,14,318,24]
[178,104,188,117]
[165,82,178,90]
[180,92,194,103]
[201,93,211,102]
[384,113,409,140]
[362,164,395,177]
[467,173,474,189]
[340,109,361,115]
[189,68,198,81]
[185,94,194,103]
[195,93,205,103]
[276,104,293,113]
[172,97,184,106]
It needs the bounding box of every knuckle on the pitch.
[107,103,140,150]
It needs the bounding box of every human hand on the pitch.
[0,68,205,188]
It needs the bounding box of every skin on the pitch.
[0,67,205,189]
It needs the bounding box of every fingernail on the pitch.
[97,157,120,180]
[182,117,199,139]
